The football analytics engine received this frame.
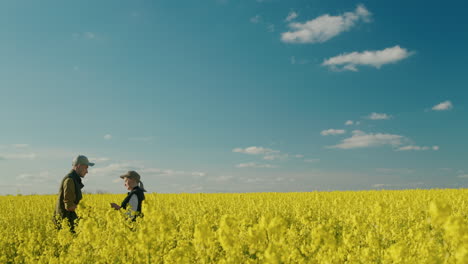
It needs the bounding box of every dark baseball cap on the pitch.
[120,170,141,180]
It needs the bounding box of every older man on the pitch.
[54,155,95,232]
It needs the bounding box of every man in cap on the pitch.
[54,155,95,232]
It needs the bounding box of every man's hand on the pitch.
[110,203,121,210]
[66,205,77,212]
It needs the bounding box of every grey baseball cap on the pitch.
[72,155,95,167]
[120,170,140,180]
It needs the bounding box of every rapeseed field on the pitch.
[1,189,467,263]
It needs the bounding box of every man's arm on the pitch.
[63,178,77,211]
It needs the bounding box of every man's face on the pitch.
[76,164,89,177]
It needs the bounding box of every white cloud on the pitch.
[183,185,204,192]
[245,177,265,183]
[397,145,439,151]
[439,168,452,172]
[372,182,424,188]
[233,146,279,155]
[432,101,453,111]
[458,174,468,179]
[345,120,354,126]
[263,153,289,161]
[0,153,37,160]
[285,11,298,22]
[214,175,234,182]
[368,112,392,120]
[281,4,371,44]
[90,163,136,175]
[104,134,112,140]
[159,169,185,176]
[13,144,29,148]
[17,171,51,183]
[236,162,277,168]
[267,24,275,32]
[328,130,404,149]
[143,169,204,177]
[91,163,204,178]
[250,15,261,24]
[233,146,286,161]
[321,129,346,136]
[304,159,320,163]
[263,155,277,160]
[295,154,304,158]
[322,45,412,71]
[89,157,111,162]
[138,168,161,174]
[192,172,206,177]
[376,168,414,174]
[139,168,207,178]
[17,173,32,180]
[84,32,96,39]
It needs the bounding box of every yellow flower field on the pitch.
[1,189,467,263]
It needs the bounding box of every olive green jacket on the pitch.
[55,170,84,218]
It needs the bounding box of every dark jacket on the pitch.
[121,186,145,218]
[55,170,84,218]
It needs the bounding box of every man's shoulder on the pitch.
[63,177,75,186]
[63,170,79,181]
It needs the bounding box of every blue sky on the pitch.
[1,0,467,195]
